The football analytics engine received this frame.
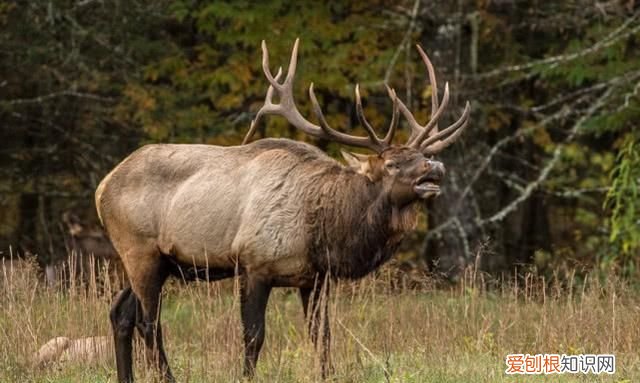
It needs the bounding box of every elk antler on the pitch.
[243,39,399,153]
[396,44,471,156]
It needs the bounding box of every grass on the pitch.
[1,255,639,383]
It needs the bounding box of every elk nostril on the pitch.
[426,162,445,181]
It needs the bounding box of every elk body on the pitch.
[34,336,111,367]
[55,212,125,287]
[96,39,470,382]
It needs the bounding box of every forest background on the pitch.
[1,0,639,280]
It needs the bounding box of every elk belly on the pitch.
[158,172,246,268]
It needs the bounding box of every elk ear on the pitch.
[341,150,368,170]
[341,150,378,179]
[62,212,84,236]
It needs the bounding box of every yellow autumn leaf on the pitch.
[531,125,553,149]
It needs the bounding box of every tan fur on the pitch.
[341,150,385,182]
[34,337,70,366]
[95,149,140,227]
[34,336,111,367]
[96,138,443,290]
[97,141,325,289]
[95,167,115,226]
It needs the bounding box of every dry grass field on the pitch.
[1,255,639,383]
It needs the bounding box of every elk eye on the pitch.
[384,161,398,171]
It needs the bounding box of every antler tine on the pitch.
[408,82,450,148]
[422,101,471,156]
[308,83,384,151]
[394,44,470,155]
[420,101,470,149]
[283,38,300,86]
[354,84,384,147]
[382,85,399,145]
[396,96,424,142]
[243,67,283,144]
[261,40,284,91]
[308,83,340,139]
[416,44,439,135]
[245,38,387,152]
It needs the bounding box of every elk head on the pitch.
[243,39,470,207]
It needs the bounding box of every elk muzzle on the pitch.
[414,160,445,198]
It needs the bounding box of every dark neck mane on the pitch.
[306,165,418,279]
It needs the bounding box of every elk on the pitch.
[58,212,125,287]
[34,336,111,367]
[96,39,469,382]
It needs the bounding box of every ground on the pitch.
[1,258,638,383]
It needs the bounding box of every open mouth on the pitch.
[414,175,441,198]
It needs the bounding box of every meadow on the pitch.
[1,255,639,383]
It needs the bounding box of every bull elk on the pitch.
[96,39,469,382]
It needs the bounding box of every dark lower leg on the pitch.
[132,259,174,383]
[110,288,138,383]
[241,276,272,377]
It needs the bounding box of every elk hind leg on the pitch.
[125,249,174,382]
[110,287,138,383]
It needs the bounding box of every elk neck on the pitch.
[305,164,419,279]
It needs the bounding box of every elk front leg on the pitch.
[240,276,272,377]
[299,278,332,378]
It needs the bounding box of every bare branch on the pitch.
[472,12,640,79]
[383,0,421,84]
[476,86,616,226]
[617,74,640,113]
[544,186,610,199]
[530,82,611,114]
[1,90,114,106]
[453,217,471,261]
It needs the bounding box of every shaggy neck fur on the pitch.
[305,164,419,279]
